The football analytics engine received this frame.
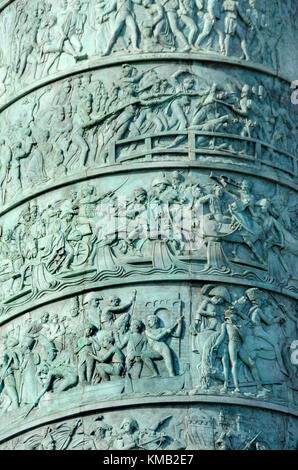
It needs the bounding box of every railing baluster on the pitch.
[189,131,196,161]
[145,137,152,160]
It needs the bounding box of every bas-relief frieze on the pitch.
[0,283,296,428]
[0,0,297,98]
[0,404,297,450]
[0,170,297,317]
[0,63,297,209]
[0,0,297,452]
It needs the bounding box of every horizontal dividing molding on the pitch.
[0,0,13,13]
[1,275,297,328]
[1,160,297,218]
[0,52,291,114]
[0,393,297,444]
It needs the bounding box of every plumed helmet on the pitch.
[151,175,170,187]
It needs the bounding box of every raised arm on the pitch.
[146,327,171,341]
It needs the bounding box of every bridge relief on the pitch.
[0,63,296,209]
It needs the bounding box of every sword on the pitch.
[242,431,262,450]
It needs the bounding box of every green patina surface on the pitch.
[0,0,297,450]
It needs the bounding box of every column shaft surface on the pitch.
[0,0,297,450]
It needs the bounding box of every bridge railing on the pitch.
[108,131,297,178]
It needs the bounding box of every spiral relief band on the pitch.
[0,0,297,451]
